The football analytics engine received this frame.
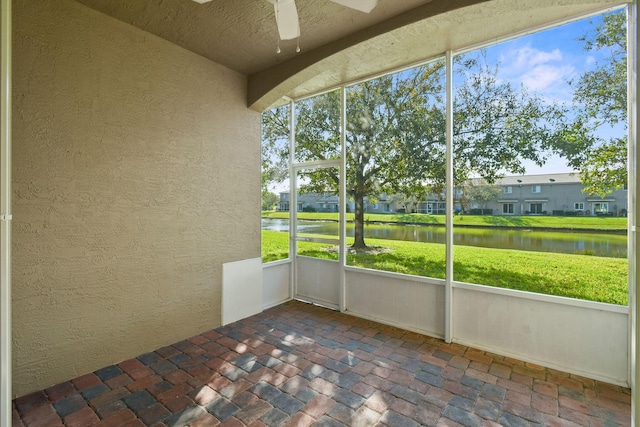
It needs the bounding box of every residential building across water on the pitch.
[276,173,628,217]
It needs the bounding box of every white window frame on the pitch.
[530,203,543,214]
[594,202,609,214]
[266,2,636,349]
[502,203,514,214]
[503,186,513,194]
[574,202,584,210]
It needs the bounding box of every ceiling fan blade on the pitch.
[269,0,300,40]
[330,0,378,13]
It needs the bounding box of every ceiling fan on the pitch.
[266,0,379,41]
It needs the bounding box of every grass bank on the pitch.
[262,211,627,231]
[262,230,628,305]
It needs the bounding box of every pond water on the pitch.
[261,218,628,258]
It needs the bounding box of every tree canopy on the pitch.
[559,9,628,196]
[262,53,568,248]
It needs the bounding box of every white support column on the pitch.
[288,99,296,300]
[0,0,11,421]
[339,86,347,312]
[629,2,639,426]
[445,51,454,343]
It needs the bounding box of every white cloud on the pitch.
[497,44,576,96]
[584,55,596,68]
[513,46,563,69]
[521,64,576,92]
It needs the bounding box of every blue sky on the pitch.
[475,10,626,175]
[265,8,627,193]
[484,12,614,105]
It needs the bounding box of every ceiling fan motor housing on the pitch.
[266,0,378,41]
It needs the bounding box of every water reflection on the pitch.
[261,218,627,258]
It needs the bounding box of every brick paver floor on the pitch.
[13,300,631,426]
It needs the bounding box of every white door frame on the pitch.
[1,0,12,424]
[629,2,638,425]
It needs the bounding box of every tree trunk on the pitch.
[352,193,367,249]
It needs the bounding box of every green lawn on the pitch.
[262,230,628,305]
[262,211,628,231]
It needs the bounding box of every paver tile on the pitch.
[45,382,76,402]
[11,301,631,427]
[63,406,100,427]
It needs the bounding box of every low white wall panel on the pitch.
[296,256,340,308]
[222,258,263,325]
[345,269,445,338]
[453,285,629,385]
[262,261,291,309]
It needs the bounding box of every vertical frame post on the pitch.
[288,99,296,300]
[445,50,454,343]
[0,0,12,422]
[339,87,347,312]
[629,1,638,425]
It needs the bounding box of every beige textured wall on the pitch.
[12,0,260,397]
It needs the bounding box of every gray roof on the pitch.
[495,173,581,186]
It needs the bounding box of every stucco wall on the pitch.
[12,0,260,397]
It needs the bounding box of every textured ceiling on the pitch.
[248,0,624,110]
[72,0,433,75]
[72,0,624,111]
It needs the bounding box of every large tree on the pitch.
[261,104,290,194]
[344,62,446,248]
[261,190,278,211]
[558,10,627,196]
[457,179,502,214]
[262,54,567,249]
